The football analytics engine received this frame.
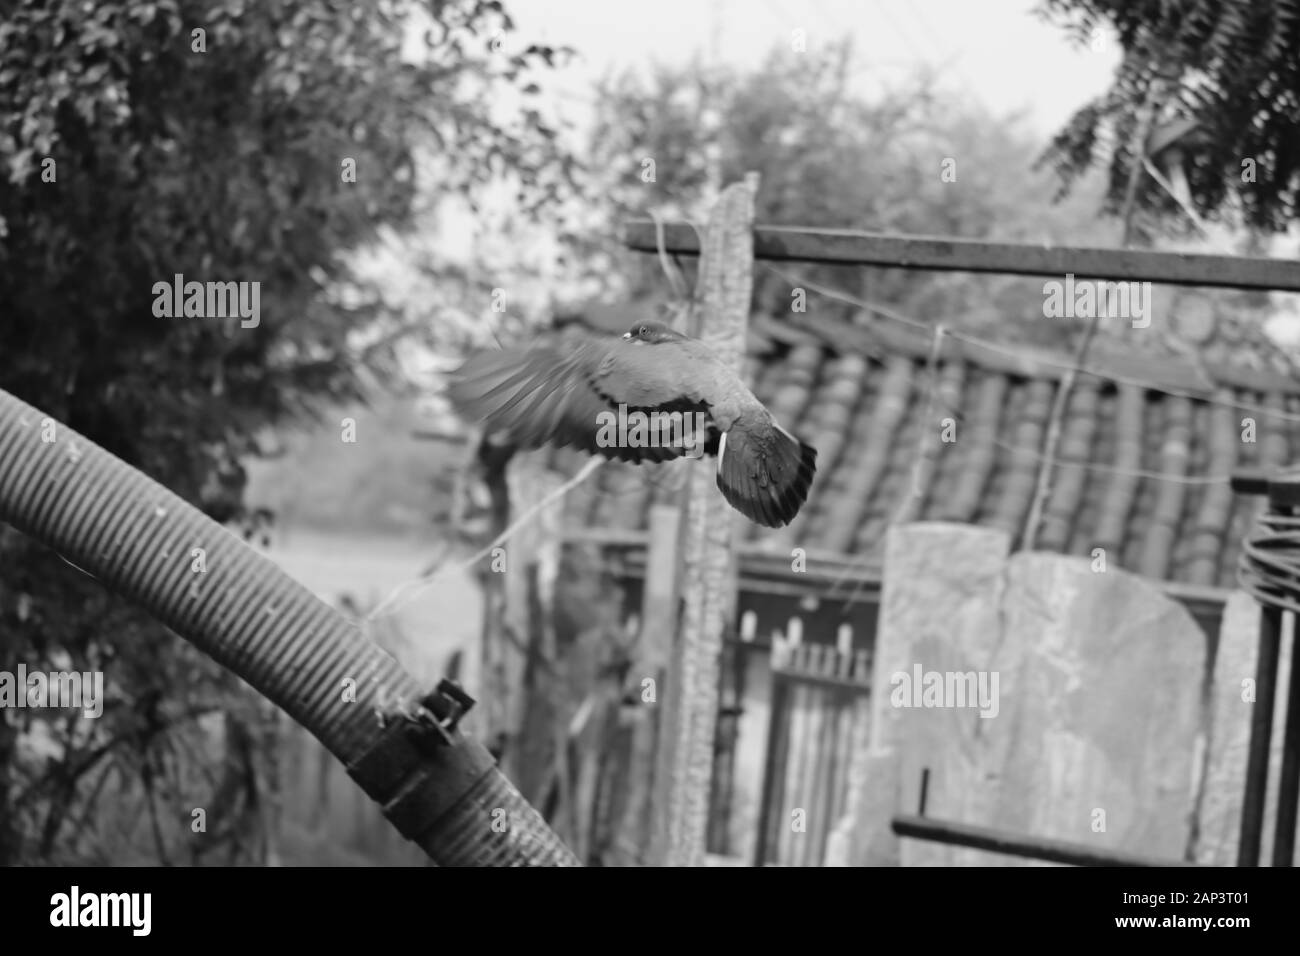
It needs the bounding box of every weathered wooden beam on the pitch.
[648,176,758,867]
[624,220,1300,292]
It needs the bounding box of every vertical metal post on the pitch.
[1273,607,1300,866]
[1238,605,1282,866]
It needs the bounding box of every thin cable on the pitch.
[866,0,931,68]
[759,261,1300,426]
[1022,292,1106,549]
[864,375,1235,487]
[767,256,1253,602]
[1239,509,1300,615]
[361,457,605,624]
[838,323,948,610]
[821,426,1235,609]
[650,209,691,302]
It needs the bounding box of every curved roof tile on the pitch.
[564,310,1300,589]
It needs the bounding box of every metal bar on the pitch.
[1273,609,1300,866]
[892,815,1196,867]
[768,666,872,694]
[1239,604,1283,866]
[623,221,1300,292]
[706,638,745,856]
[1232,469,1300,507]
[1231,471,1274,496]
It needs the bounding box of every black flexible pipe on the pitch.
[0,387,578,866]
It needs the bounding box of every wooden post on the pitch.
[649,174,759,866]
[475,439,514,755]
[503,460,564,801]
[618,503,682,863]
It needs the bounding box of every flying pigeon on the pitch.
[446,321,817,527]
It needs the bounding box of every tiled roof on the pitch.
[559,310,1300,590]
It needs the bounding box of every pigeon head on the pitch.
[622,320,684,345]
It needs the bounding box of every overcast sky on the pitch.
[509,0,1120,139]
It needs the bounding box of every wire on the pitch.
[757,261,1300,426]
[1022,278,1107,548]
[754,257,1260,606]
[897,0,984,95]
[1239,510,1300,615]
[759,0,802,32]
[932,399,1235,486]
[761,300,1249,487]
[839,322,948,610]
[650,209,691,302]
[361,457,606,624]
[865,0,930,68]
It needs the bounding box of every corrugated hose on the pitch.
[0,386,578,866]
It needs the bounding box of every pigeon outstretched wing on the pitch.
[446,322,817,527]
[446,335,710,463]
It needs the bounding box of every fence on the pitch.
[753,634,872,866]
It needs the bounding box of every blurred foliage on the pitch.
[578,38,1299,370]
[1037,0,1300,234]
[244,393,465,538]
[578,40,1114,348]
[0,0,574,863]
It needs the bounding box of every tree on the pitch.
[0,0,574,863]
[579,41,1111,346]
[1038,0,1300,234]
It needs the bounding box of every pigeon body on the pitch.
[446,321,817,527]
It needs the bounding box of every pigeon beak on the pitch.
[622,332,632,339]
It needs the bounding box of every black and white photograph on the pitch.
[0,0,1292,928]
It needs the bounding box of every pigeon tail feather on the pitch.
[715,417,817,528]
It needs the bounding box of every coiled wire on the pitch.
[1239,509,1300,615]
